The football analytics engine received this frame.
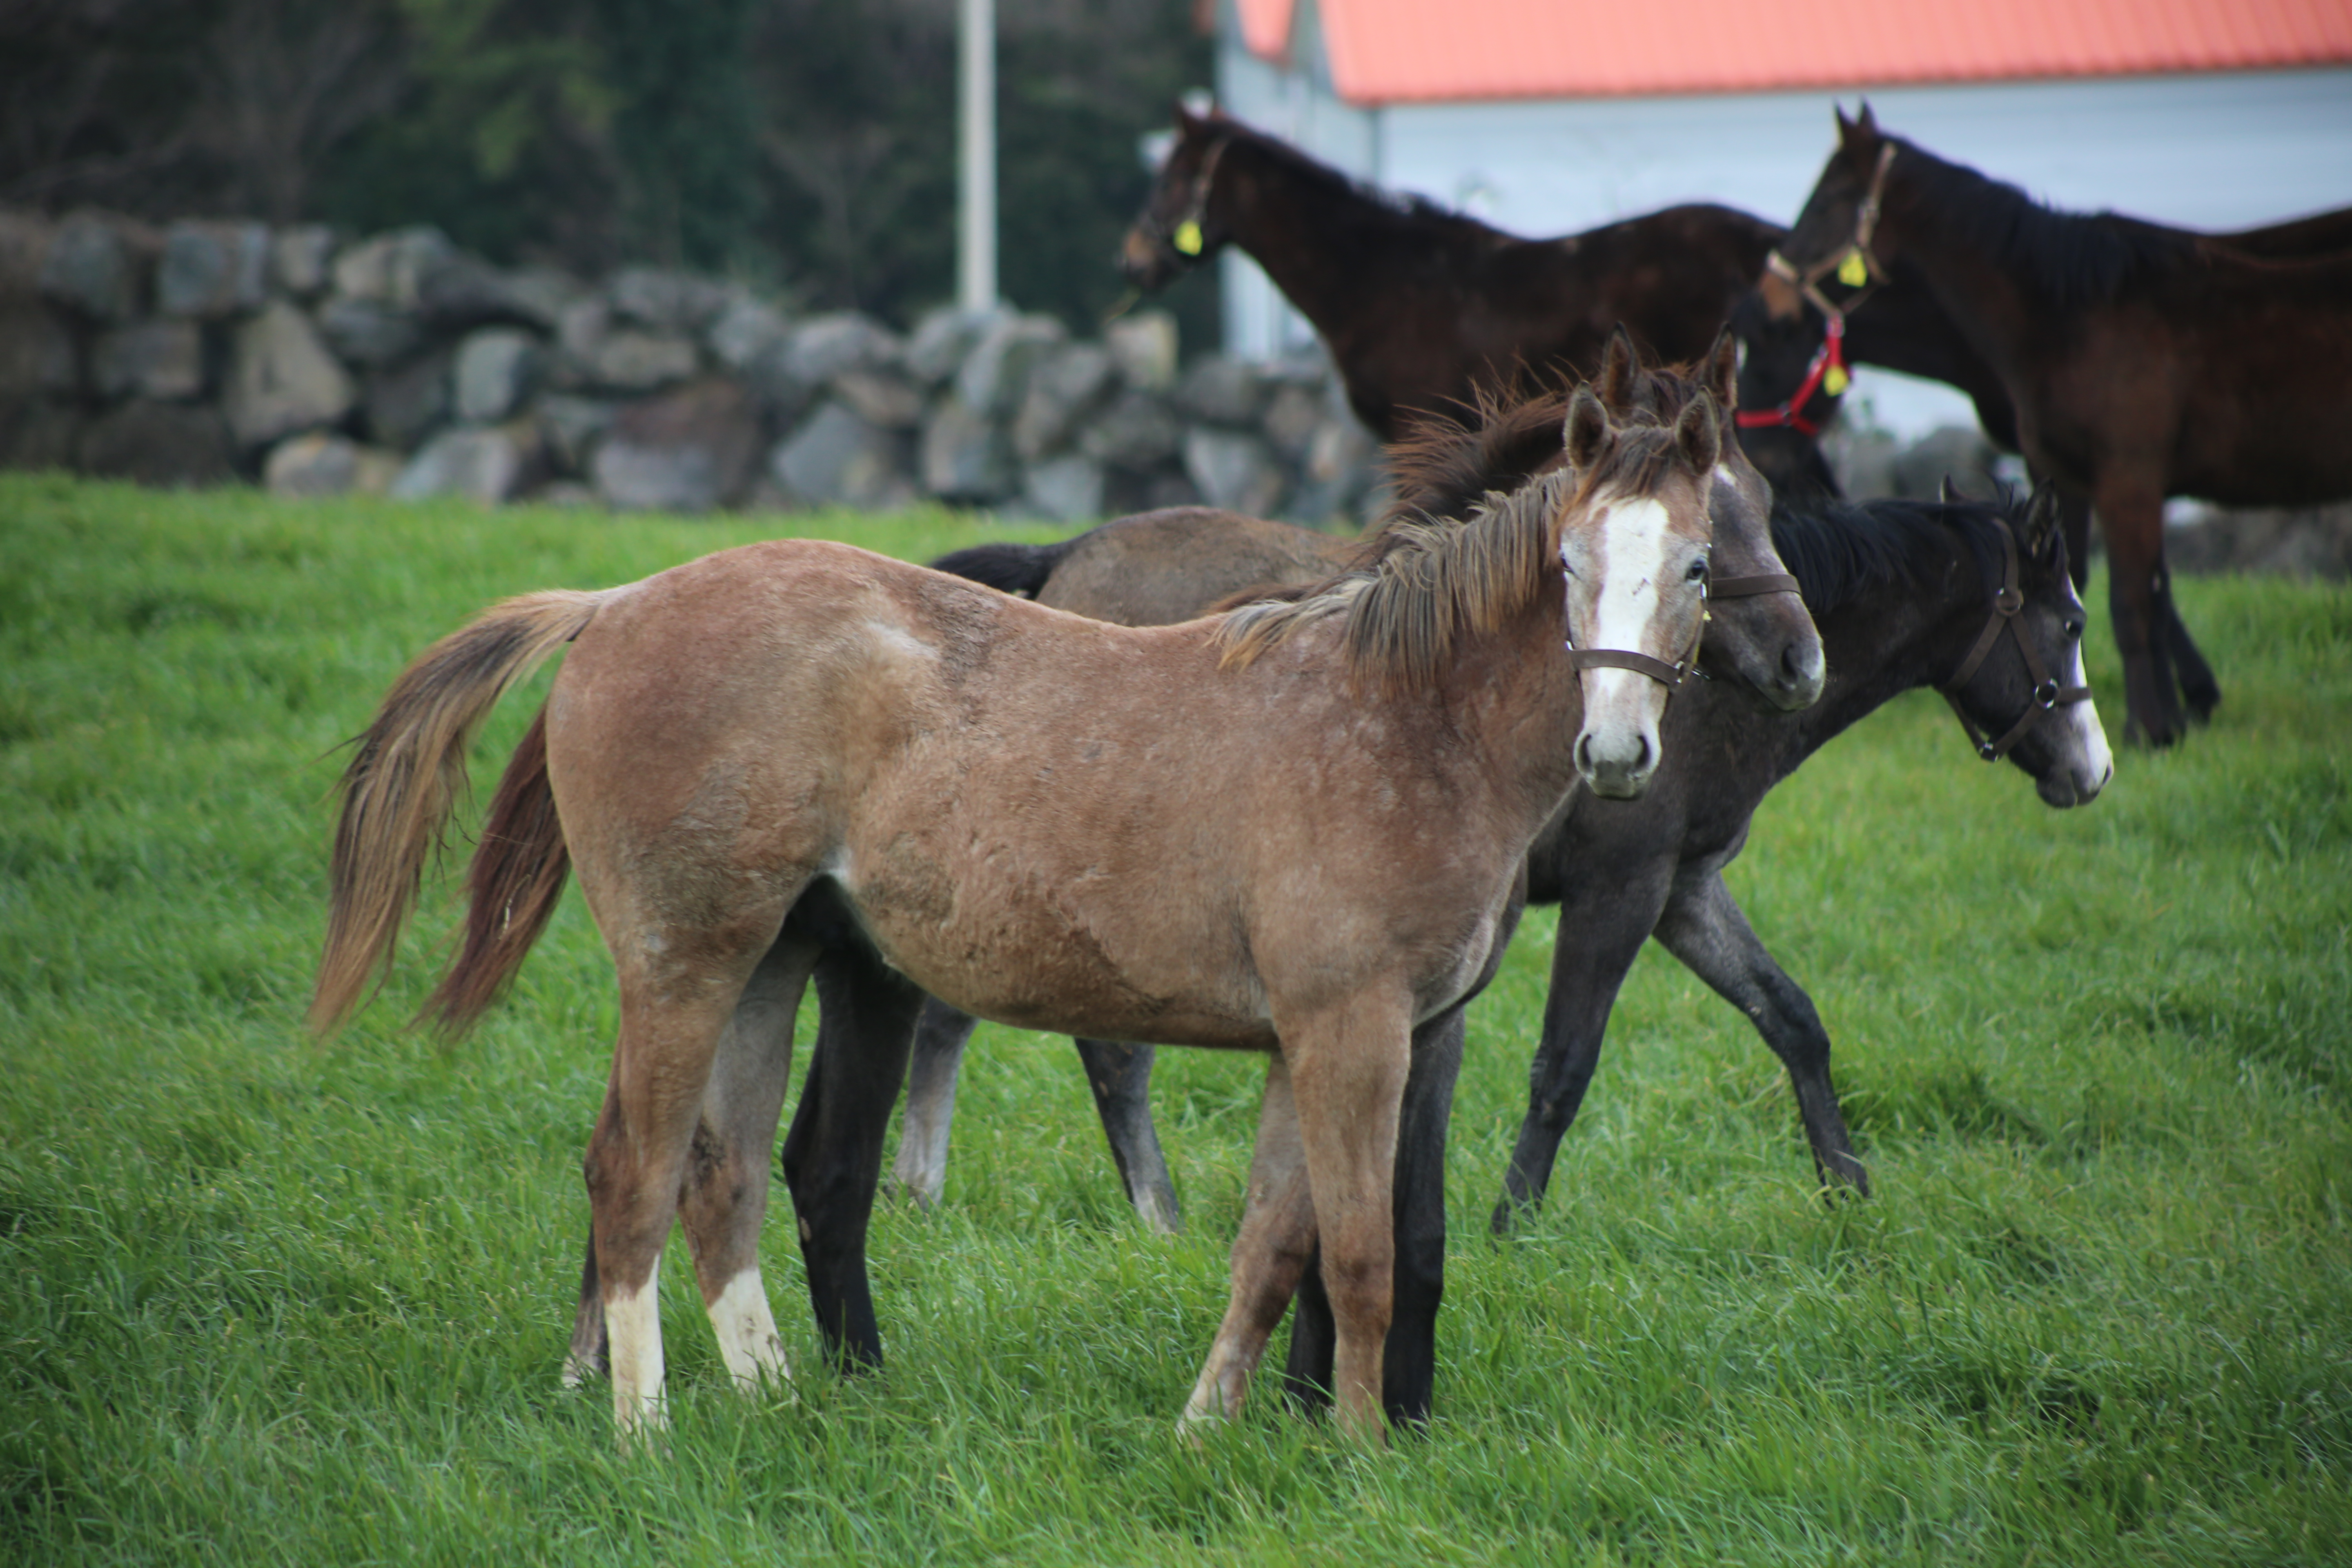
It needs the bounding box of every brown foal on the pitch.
[312,385,1727,1443]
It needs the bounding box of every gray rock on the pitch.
[1261,380,1327,464]
[1105,310,1178,392]
[76,400,235,487]
[1892,424,2002,500]
[608,266,734,334]
[591,377,763,512]
[92,319,203,402]
[1823,422,1900,501]
[770,398,917,510]
[1183,426,1285,516]
[906,306,999,385]
[362,350,452,450]
[834,367,925,430]
[1176,354,1269,427]
[40,212,150,322]
[1013,341,1118,461]
[454,328,540,424]
[706,296,791,372]
[588,329,700,392]
[2169,500,2352,579]
[223,300,356,448]
[316,296,425,368]
[156,221,269,318]
[331,226,454,308]
[921,392,1016,502]
[418,251,566,331]
[528,480,602,508]
[556,296,610,359]
[1292,414,1382,525]
[1020,454,1106,523]
[783,312,903,388]
[531,392,621,477]
[955,312,1064,419]
[1077,390,1183,470]
[391,424,537,503]
[0,303,81,398]
[271,226,339,298]
[264,431,401,497]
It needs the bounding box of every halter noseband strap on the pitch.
[1566,588,1710,690]
[1937,516,2092,762]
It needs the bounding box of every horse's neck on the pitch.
[1880,165,2047,390]
[1438,589,1589,824]
[1220,142,1458,340]
[1844,266,2020,444]
[1786,530,1988,761]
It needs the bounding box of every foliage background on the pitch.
[0,0,1220,341]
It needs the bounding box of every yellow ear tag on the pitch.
[1823,363,1851,396]
[1174,220,1204,256]
[1837,250,1869,288]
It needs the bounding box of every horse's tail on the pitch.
[925,536,1078,599]
[310,589,607,1035]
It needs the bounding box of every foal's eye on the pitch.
[2064,618,2085,640]
[1686,559,1709,582]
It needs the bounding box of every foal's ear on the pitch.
[2025,482,2064,555]
[1674,390,1722,475]
[1840,101,1880,147]
[1939,475,1965,504]
[1566,384,1613,471]
[1597,325,1639,415]
[1702,325,1738,412]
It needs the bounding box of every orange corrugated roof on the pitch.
[1236,0,2352,103]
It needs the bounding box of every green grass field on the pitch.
[2,471,2347,1565]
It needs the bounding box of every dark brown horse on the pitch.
[1769,107,2352,745]
[312,380,1731,1442]
[1120,105,1783,443]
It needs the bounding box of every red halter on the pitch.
[1733,310,1848,438]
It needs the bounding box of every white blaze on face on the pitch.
[607,1261,670,1437]
[1573,495,1679,793]
[706,1270,792,1392]
[2061,588,2114,795]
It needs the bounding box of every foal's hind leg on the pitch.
[1181,1054,1316,1428]
[891,998,980,1209]
[1652,867,1866,1196]
[584,917,794,1437]
[1075,1038,1180,1233]
[780,935,924,1371]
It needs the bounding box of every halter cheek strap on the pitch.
[1938,516,2093,761]
[1160,137,1231,263]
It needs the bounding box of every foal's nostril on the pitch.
[1575,732,1595,774]
[1632,733,1652,772]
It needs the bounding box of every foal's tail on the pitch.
[310,589,607,1036]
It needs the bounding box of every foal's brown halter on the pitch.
[1565,559,1801,689]
[1940,516,2092,761]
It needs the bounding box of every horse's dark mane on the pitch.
[1216,118,1510,249]
[1892,137,2193,312]
[1769,490,2014,615]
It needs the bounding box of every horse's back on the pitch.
[1036,508,1347,627]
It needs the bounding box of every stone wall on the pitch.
[0,207,1384,526]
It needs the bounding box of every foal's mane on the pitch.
[1889,136,2193,313]
[1214,421,1695,693]
[1769,490,2017,615]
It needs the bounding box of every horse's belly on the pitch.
[831,844,1273,1051]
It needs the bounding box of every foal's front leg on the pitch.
[890,997,979,1209]
[1651,866,1865,1195]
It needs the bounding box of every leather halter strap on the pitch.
[1152,135,1232,264]
[1567,590,1710,690]
[1710,571,1801,599]
[1733,310,1847,437]
[1937,515,2092,762]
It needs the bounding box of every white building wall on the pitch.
[1212,26,2352,432]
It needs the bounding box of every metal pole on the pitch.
[958,0,997,312]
